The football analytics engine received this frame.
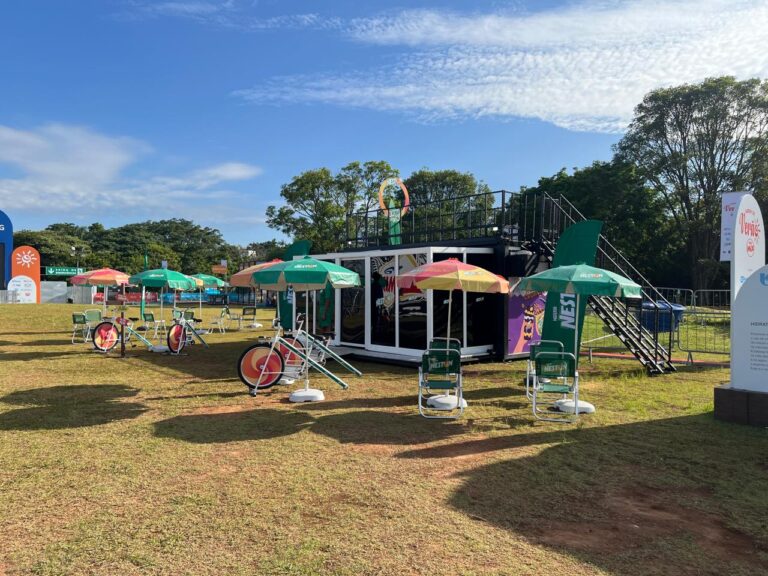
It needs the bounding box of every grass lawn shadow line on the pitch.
[0,384,146,430]
[290,395,415,411]
[446,413,768,575]
[154,409,315,443]
[309,410,465,446]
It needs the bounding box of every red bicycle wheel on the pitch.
[238,344,285,390]
[279,337,304,367]
[167,324,187,354]
[92,321,119,352]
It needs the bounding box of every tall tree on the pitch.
[522,161,685,287]
[616,76,768,289]
[266,168,346,253]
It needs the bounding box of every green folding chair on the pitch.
[418,338,464,419]
[83,308,103,325]
[532,351,579,423]
[71,313,91,343]
[525,340,565,399]
[241,306,262,329]
[142,312,167,340]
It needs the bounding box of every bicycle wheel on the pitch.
[167,324,187,354]
[238,343,285,390]
[92,321,119,352]
[280,337,305,368]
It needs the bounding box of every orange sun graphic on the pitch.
[15,249,38,268]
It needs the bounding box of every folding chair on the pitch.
[241,306,262,329]
[209,306,231,333]
[71,313,91,343]
[83,308,103,325]
[531,351,579,423]
[418,337,464,419]
[525,340,565,399]
[142,312,167,340]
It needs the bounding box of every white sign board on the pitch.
[7,275,37,303]
[720,192,748,261]
[730,194,765,301]
[731,263,768,393]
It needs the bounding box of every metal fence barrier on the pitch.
[0,290,19,304]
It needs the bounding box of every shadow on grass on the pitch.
[0,384,146,430]
[310,410,465,445]
[154,409,314,443]
[290,395,415,411]
[427,414,768,575]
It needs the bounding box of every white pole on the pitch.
[199,288,203,319]
[446,290,452,342]
[574,293,580,363]
[102,285,107,316]
[160,286,164,321]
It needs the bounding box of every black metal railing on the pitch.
[344,190,521,248]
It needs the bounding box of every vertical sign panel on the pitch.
[731,194,765,301]
[0,210,12,289]
[10,245,41,303]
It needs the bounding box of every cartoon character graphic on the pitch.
[510,293,546,354]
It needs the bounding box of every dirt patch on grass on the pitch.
[531,485,764,567]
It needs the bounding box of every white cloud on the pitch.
[0,123,264,225]
[237,0,768,132]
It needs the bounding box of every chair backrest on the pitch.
[534,351,577,379]
[530,340,565,360]
[429,337,462,352]
[172,309,182,319]
[72,313,87,325]
[421,348,461,376]
[143,312,155,322]
[242,306,256,318]
[84,309,102,323]
[220,306,230,318]
[183,310,195,320]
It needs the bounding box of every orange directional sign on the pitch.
[11,245,41,303]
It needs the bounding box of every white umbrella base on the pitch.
[149,345,170,353]
[427,394,468,411]
[289,388,325,403]
[555,399,595,414]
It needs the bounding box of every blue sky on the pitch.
[1,0,766,245]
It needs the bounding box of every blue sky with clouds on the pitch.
[1,0,766,245]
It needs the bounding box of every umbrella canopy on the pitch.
[230,259,283,287]
[251,257,360,291]
[70,268,130,286]
[128,268,197,290]
[185,275,205,289]
[396,258,509,293]
[517,264,642,299]
[191,273,228,288]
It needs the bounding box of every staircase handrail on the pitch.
[546,193,673,311]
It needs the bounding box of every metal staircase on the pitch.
[519,192,675,374]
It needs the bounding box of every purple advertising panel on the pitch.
[508,290,547,355]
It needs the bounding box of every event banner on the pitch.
[508,290,546,355]
[731,263,768,393]
[539,220,603,365]
[720,192,748,261]
[10,245,41,303]
[0,209,12,289]
[731,194,765,301]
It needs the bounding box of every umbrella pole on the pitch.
[446,291,452,342]
[140,286,146,319]
[160,287,164,321]
[199,288,203,320]
[103,285,107,316]
[575,293,579,365]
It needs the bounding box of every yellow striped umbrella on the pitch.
[396,258,509,341]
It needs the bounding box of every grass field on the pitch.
[0,304,765,575]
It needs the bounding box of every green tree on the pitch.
[266,168,347,253]
[404,169,494,242]
[616,76,768,289]
[522,161,685,287]
[13,230,90,269]
[336,161,399,242]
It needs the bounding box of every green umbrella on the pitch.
[190,274,228,317]
[129,268,197,319]
[517,264,642,298]
[517,263,642,360]
[191,273,228,288]
[251,256,360,291]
